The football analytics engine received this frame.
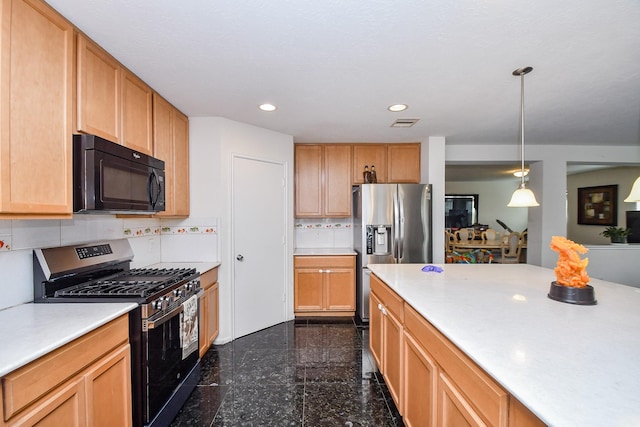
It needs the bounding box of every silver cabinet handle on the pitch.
[236,254,244,261]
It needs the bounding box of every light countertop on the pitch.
[0,302,138,377]
[294,248,356,256]
[148,261,220,273]
[367,263,640,427]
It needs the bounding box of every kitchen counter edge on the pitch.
[294,248,356,256]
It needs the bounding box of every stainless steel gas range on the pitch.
[33,239,201,427]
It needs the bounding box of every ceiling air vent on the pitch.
[390,118,419,128]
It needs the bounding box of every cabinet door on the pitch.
[384,308,404,409]
[77,34,120,143]
[198,289,208,358]
[84,344,132,427]
[404,331,438,427]
[206,283,219,346]
[0,0,74,216]
[369,291,383,371]
[294,145,323,217]
[7,376,86,427]
[387,143,421,183]
[325,268,355,310]
[352,144,387,184]
[172,109,190,217]
[294,268,324,311]
[153,93,190,218]
[438,373,486,427]
[323,145,352,216]
[121,69,153,154]
[153,93,175,215]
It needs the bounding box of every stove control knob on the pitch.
[152,299,163,310]
[185,282,193,292]
[174,288,183,298]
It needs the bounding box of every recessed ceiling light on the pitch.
[513,170,529,178]
[259,103,277,112]
[388,104,408,112]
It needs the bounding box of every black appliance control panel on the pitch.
[76,244,113,259]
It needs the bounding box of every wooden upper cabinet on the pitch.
[387,143,421,183]
[0,0,74,218]
[295,144,351,217]
[295,145,323,216]
[352,144,387,184]
[352,143,420,184]
[153,93,189,218]
[121,70,153,154]
[172,109,190,216]
[323,145,352,216]
[76,34,120,143]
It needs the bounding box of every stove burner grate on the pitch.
[53,267,197,298]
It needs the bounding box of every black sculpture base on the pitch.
[548,281,597,305]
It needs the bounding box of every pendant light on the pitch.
[508,66,540,207]
[624,176,640,202]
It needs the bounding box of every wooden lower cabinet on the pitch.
[403,331,438,427]
[371,274,546,427]
[1,315,132,427]
[199,266,220,358]
[370,274,404,408]
[294,255,355,316]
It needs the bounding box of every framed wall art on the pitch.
[577,185,618,226]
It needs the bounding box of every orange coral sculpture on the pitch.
[550,236,590,288]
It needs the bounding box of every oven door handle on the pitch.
[146,305,184,330]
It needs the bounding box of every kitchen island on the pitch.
[368,263,640,427]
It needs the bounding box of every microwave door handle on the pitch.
[149,171,161,207]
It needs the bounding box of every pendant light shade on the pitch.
[624,176,640,202]
[508,66,539,208]
[508,183,540,207]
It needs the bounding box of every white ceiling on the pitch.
[46,0,640,148]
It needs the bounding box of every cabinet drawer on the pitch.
[404,304,508,427]
[2,315,129,419]
[200,266,219,290]
[294,255,355,269]
[370,274,403,321]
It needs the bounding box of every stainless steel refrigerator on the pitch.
[353,183,432,321]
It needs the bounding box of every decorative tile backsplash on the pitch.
[0,215,221,310]
[294,218,353,249]
[160,226,217,235]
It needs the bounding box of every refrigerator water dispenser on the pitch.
[366,225,391,255]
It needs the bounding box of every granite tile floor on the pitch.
[171,318,404,427]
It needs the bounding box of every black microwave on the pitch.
[73,134,165,214]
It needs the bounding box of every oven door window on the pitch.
[145,311,199,423]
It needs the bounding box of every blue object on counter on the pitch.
[421,265,443,273]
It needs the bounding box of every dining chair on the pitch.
[455,228,472,242]
[500,232,522,263]
[445,230,456,253]
[481,228,501,243]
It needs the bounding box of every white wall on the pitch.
[189,117,294,344]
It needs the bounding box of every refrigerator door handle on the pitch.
[393,190,400,260]
[397,189,405,260]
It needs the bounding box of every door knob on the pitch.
[236,254,244,261]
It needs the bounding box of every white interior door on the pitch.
[232,155,287,338]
